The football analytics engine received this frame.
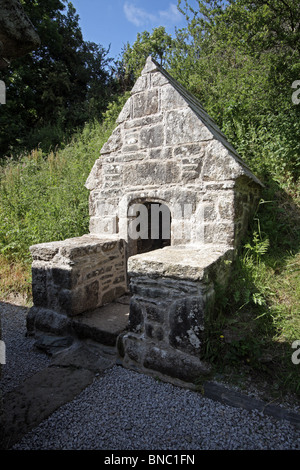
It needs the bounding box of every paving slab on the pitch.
[0,340,118,449]
[71,299,130,345]
[0,366,94,449]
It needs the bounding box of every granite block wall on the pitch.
[30,235,127,317]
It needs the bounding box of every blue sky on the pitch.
[70,0,188,60]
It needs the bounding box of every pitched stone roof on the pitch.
[86,56,263,192]
[140,56,263,187]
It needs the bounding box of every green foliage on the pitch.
[202,182,300,395]
[102,92,131,127]
[119,26,174,86]
[0,0,116,158]
[0,117,116,261]
[170,0,300,185]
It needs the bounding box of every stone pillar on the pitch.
[117,245,234,385]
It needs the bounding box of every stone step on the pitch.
[71,295,130,346]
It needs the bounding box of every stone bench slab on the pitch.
[128,245,234,282]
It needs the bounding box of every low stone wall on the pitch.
[117,245,234,384]
[30,235,127,317]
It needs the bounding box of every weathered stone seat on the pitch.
[29,235,127,317]
[128,244,233,281]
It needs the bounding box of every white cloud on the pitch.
[124,2,156,27]
[158,3,182,24]
[124,2,181,27]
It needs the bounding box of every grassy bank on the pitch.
[202,181,300,397]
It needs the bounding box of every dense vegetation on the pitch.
[0,0,299,398]
[0,0,120,156]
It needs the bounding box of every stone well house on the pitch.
[28,57,263,384]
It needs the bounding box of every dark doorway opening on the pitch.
[135,201,171,254]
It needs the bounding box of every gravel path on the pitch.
[1,299,300,451]
[0,299,51,395]
[11,366,300,451]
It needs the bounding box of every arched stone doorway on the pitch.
[127,200,171,256]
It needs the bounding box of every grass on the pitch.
[268,252,300,342]
[0,95,126,291]
[0,255,32,303]
[0,114,116,304]
[0,112,120,257]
